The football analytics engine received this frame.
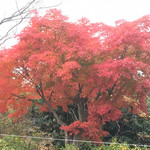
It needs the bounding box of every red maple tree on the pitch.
[0,9,150,145]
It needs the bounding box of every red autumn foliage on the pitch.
[0,9,150,143]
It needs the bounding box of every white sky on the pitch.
[1,0,150,47]
[58,0,150,25]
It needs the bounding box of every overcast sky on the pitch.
[1,0,150,47]
[58,0,150,25]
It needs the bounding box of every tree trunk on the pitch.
[72,97,88,148]
[77,97,88,122]
[72,132,82,148]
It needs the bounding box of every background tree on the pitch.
[0,9,149,147]
[103,107,150,146]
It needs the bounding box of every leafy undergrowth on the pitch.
[0,136,36,150]
[0,113,149,150]
[60,142,148,150]
[0,114,56,150]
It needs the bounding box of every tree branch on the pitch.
[35,83,66,126]
[107,83,117,96]
[95,90,101,100]
[120,46,128,59]
[48,90,54,102]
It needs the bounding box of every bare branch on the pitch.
[0,0,64,47]
[0,13,29,45]
[69,107,78,121]
[0,0,36,25]
[39,0,64,9]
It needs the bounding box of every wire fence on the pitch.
[0,133,150,148]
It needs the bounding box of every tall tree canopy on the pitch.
[0,9,150,144]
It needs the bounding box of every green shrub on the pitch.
[0,136,36,150]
